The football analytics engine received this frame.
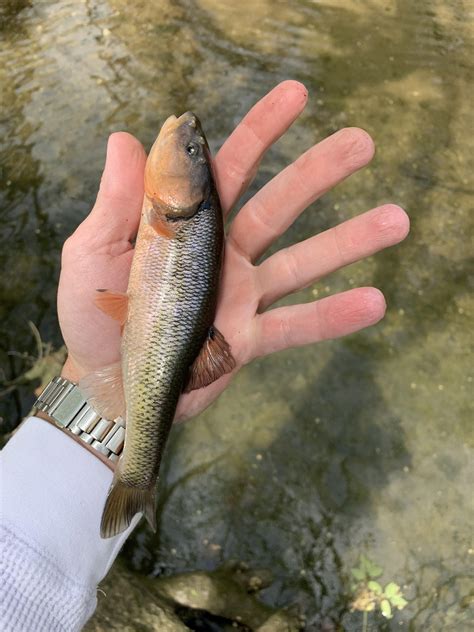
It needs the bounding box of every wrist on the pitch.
[61,356,84,383]
[34,411,116,471]
[33,377,124,470]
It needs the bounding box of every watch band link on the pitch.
[33,376,124,463]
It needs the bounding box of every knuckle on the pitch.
[279,315,293,349]
[61,234,77,259]
[224,156,248,182]
[61,229,85,264]
[283,248,300,288]
[332,223,350,264]
[313,299,329,340]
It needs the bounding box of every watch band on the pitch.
[33,376,125,463]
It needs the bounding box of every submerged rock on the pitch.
[85,560,303,631]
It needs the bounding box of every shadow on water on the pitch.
[270,346,409,626]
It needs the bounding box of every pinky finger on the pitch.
[254,287,386,357]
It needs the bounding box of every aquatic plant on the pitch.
[0,322,66,400]
[349,554,408,631]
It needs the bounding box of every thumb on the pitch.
[81,132,147,243]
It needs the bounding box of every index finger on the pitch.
[214,80,308,215]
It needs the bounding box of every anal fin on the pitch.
[183,326,236,393]
[79,361,125,420]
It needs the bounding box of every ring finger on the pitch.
[257,204,410,310]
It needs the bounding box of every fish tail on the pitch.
[100,478,157,539]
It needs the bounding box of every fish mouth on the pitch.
[159,111,200,137]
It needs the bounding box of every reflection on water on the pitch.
[1,0,472,629]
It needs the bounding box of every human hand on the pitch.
[58,81,409,422]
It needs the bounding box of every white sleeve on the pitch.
[1,416,138,632]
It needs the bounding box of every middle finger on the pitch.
[228,127,375,261]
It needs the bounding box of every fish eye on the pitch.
[186,142,199,156]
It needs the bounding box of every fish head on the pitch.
[145,112,212,218]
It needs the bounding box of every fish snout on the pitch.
[179,111,198,128]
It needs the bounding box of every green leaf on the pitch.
[380,599,392,619]
[359,555,383,578]
[368,581,382,594]
[351,568,365,581]
[392,595,408,610]
[384,582,400,598]
[359,555,371,571]
[367,562,383,578]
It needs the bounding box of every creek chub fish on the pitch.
[82,112,235,538]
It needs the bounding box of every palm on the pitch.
[58,81,409,423]
[175,242,258,420]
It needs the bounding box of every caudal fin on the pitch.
[100,479,157,539]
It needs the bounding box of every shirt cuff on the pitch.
[1,416,138,588]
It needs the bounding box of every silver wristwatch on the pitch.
[33,376,125,464]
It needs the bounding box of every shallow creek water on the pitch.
[1,1,473,629]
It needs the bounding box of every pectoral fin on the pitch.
[183,326,236,393]
[95,290,129,326]
[79,361,125,420]
[146,205,176,239]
